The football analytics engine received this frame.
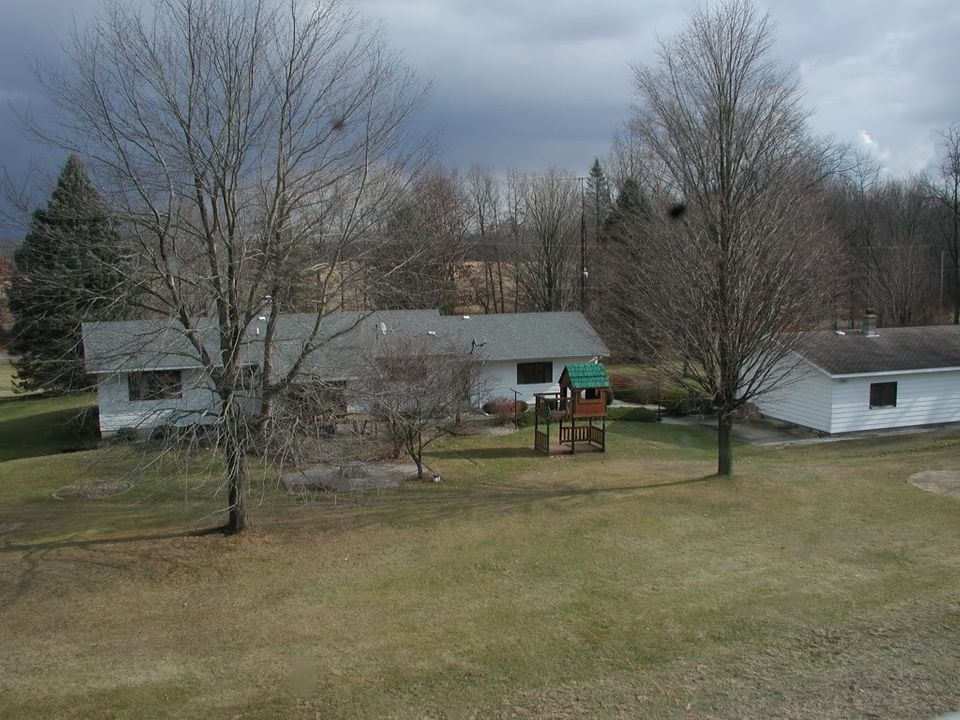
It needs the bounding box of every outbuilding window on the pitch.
[128,370,183,401]
[517,361,553,385]
[869,381,897,409]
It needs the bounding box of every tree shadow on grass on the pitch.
[0,525,227,554]
[286,473,723,537]
[0,473,725,607]
[0,406,99,462]
[0,525,232,607]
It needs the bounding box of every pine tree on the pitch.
[585,158,613,245]
[602,178,648,244]
[597,178,652,358]
[8,155,126,393]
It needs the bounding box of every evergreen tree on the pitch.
[8,155,126,393]
[597,178,652,358]
[602,178,648,244]
[585,158,613,245]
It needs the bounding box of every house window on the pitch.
[869,382,897,409]
[128,370,182,401]
[517,361,553,385]
[584,388,601,400]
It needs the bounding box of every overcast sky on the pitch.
[1,0,959,235]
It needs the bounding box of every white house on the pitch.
[756,316,960,434]
[81,310,608,434]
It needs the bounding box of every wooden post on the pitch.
[534,401,539,453]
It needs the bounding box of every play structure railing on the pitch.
[535,393,568,418]
[535,392,606,420]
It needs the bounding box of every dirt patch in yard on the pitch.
[281,461,425,493]
[52,480,132,500]
[908,470,960,499]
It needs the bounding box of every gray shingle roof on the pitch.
[82,310,608,376]
[82,310,443,376]
[795,325,960,375]
[438,312,608,361]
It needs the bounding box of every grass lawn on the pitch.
[1,396,959,718]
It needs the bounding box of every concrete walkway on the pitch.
[611,400,811,444]
[660,414,811,445]
[661,414,960,447]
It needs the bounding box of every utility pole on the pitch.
[579,176,586,312]
[941,250,946,307]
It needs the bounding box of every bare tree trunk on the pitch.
[495,252,506,313]
[717,413,734,476]
[225,432,248,534]
[953,237,959,324]
[415,430,425,480]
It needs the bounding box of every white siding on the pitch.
[96,369,221,433]
[829,370,960,433]
[478,357,597,405]
[96,356,603,431]
[756,360,833,432]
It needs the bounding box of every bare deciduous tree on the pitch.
[929,122,960,323]
[859,178,937,326]
[515,169,580,312]
[35,0,428,533]
[465,164,508,314]
[363,334,482,480]
[367,167,470,313]
[622,0,840,475]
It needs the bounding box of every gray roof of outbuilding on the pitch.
[82,310,607,376]
[794,325,960,376]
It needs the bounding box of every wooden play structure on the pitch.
[534,363,610,455]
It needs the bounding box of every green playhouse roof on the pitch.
[563,363,610,389]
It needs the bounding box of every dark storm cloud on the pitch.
[1,0,958,234]
[358,0,960,174]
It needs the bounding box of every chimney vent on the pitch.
[861,310,878,337]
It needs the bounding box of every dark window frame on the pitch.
[128,370,183,402]
[869,381,897,409]
[516,361,553,385]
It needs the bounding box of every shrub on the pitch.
[607,406,660,423]
[113,426,139,442]
[482,397,527,425]
[733,402,761,422]
[606,372,662,404]
[516,410,536,428]
[618,385,659,404]
[149,423,178,442]
[660,388,712,417]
